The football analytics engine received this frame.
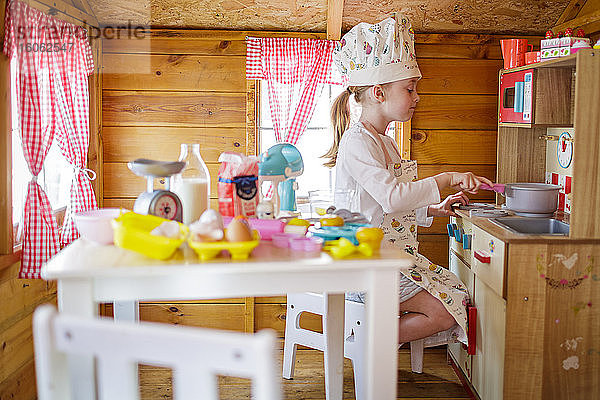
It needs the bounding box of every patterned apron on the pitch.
[372,132,469,344]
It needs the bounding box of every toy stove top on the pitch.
[456,203,511,218]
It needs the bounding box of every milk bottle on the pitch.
[172,144,211,224]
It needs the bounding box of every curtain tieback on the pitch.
[73,166,97,181]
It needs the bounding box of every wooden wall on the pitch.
[0,263,57,400]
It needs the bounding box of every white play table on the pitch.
[42,239,412,400]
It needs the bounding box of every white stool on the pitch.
[283,292,451,400]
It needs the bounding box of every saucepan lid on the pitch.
[507,183,561,191]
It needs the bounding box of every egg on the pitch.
[150,220,181,239]
[189,209,224,242]
[225,216,253,242]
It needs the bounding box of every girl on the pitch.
[325,14,494,344]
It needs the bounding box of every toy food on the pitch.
[225,216,253,242]
[284,218,311,235]
[256,200,275,219]
[189,209,224,242]
[355,227,384,251]
[320,215,344,227]
[150,220,182,239]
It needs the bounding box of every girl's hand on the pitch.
[428,191,469,217]
[435,172,494,194]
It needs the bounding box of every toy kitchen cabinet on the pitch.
[447,50,600,400]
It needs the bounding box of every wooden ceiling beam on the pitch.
[23,0,99,27]
[326,0,344,40]
[553,9,600,32]
[70,0,96,19]
[555,0,587,26]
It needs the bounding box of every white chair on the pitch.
[283,293,451,400]
[33,304,282,400]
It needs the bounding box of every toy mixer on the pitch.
[258,143,304,216]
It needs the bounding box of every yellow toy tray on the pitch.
[189,230,260,261]
[111,212,189,260]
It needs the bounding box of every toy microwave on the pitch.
[499,69,534,125]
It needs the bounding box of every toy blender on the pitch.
[128,158,186,222]
[258,143,304,216]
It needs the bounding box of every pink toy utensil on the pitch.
[480,183,506,194]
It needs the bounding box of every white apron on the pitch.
[373,132,469,344]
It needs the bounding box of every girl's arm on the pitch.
[340,135,440,214]
[433,172,494,194]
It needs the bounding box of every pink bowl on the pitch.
[73,208,127,244]
[289,236,324,253]
[223,217,285,240]
[271,232,301,248]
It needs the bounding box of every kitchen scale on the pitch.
[127,158,186,222]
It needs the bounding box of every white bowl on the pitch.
[74,208,128,244]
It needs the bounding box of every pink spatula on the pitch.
[480,183,506,194]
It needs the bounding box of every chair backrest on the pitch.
[33,305,281,400]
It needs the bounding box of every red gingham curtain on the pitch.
[246,37,339,145]
[53,50,98,246]
[3,0,95,278]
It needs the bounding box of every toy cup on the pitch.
[501,39,534,69]
[525,51,540,65]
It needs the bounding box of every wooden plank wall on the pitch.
[99,30,541,336]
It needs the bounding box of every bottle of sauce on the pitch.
[172,143,210,224]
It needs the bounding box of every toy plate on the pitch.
[308,223,370,245]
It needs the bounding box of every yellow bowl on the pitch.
[355,227,384,251]
[320,215,344,227]
[189,230,260,261]
[111,212,188,260]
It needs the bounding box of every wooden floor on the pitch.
[139,346,472,399]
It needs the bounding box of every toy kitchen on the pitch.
[445,50,600,400]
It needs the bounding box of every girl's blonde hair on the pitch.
[321,86,371,168]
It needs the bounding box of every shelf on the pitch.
[500,49,596,73]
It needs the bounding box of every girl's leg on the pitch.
[397,290,456,343]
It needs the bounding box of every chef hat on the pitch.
[333,14,421,86]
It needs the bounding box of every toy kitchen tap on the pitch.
[258,143,304,216]
[127,158,186,222]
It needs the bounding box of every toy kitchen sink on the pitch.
[489,217,569,235]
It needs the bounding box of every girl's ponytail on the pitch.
[322,86,370,168]
[322,89,351,168]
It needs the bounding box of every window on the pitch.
[10,58,72,242]
[258,81,399,200]
[259,81,345,198]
